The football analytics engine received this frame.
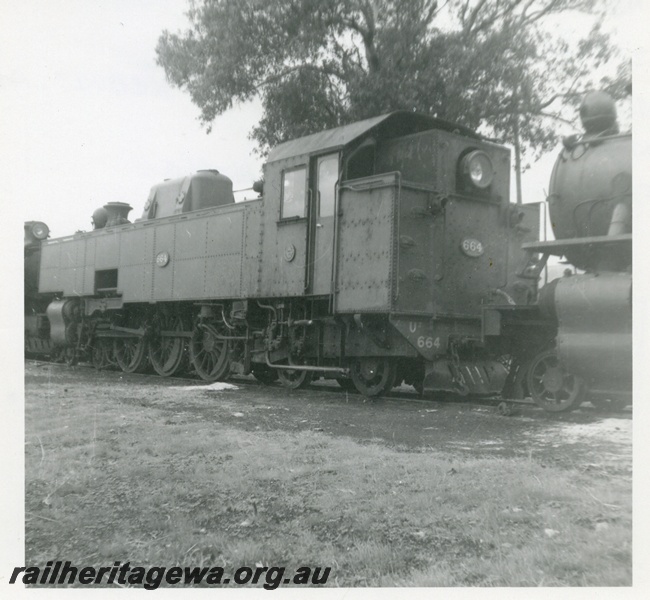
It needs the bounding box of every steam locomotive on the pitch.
[503,91,632,411]
[24,93,631,411]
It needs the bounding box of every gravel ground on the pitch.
[23,360,633,587]
[26,360,632,471]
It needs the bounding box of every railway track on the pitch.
[25,358,629,416]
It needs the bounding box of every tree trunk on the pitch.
[513,114,523,205]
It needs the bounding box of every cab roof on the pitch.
[266,111,480,164]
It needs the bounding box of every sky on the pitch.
[0,0,640,238]
[0,0,263,236]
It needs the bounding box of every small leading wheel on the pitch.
[189,323,230,382]
[252,364,279,385]
[148,313,187,377]
[113,334,149,373]
[526,349,586,412]
[277,365,312,390]
[350,358,397,397]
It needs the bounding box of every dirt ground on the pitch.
[28,360,629,467]
[23,360,632,587]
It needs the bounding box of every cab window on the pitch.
[281,167,307,219]
[318,155,339,217]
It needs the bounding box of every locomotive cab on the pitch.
[258,112,538,395]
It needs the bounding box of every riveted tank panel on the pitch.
[393,185,438,314]
[336,173,397,312]
[39,234,91,295]
[39,200,263,302]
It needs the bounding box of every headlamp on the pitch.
[31,222,50,240]
[460,150,494,190]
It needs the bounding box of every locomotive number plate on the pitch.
[284,244,296,262]
[461,238,484,257]
[155,251,170,267]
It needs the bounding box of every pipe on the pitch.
[264,353,348,375]
[256,300,277,321]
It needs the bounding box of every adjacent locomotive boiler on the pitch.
[508,92,632,411]
[26,111,539,397]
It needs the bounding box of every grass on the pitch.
[24,367,632,587]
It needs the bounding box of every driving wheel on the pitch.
[189,323,230,381]
[113,335,148,373]
[350,357,397,397]
[149,313,187,377]
[277,365,312,389]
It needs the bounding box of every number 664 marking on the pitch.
[417,336,441,350]
[461,238,484,257]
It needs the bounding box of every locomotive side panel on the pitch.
[39,237,90,296]
[393,184,438,314]
[259,156,310,297]
[171,218,210,299]
[438,197,508,315]
[241,202,263,298]
[38,240,61,293]
[94,232,121,270]
[60,239,82,296]
[39,202,256,303]
[82,237,97,296]
[150,207,248,301]
[118,227,155,301]
[151,223,176,299]
[203,212,243,298]
[336,174,396,312]
[504,203,540,305]
[72,241,85,295]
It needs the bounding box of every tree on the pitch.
[156,0,630,184]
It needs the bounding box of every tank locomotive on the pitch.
[25,111,541,398]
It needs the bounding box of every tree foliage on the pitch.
[156,0,630,160]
